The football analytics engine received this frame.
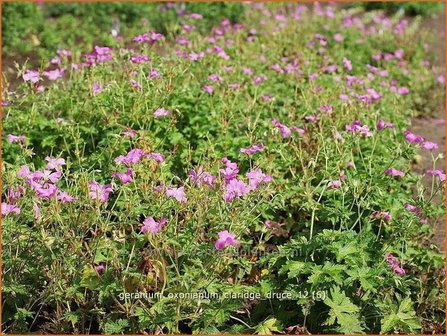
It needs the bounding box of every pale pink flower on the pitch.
[141,217,168,234]
[2,203,20,216]
[88,181,113,203]
[215,230,240,250]
[154,107,171,118]
[166,187,187,203]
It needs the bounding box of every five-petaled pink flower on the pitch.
[166,186,187,203]
[88,181,113,203]
[223,178,250,202]
[141,216,168,234]
[45,157,66,170]
[246,168,272,190]
[215,230,240,250]
[23,70,40,83]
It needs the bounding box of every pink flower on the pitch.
[260,94,273,102]
[377,119,395,131]
[422,141,438,150]
[202,85,214,94]
[345,121,373,137]
[57,48,72,57]
[208,74,222,82]
[188,51,205,61]
[176,37,190,46]
[92,81,103,95]
[45,157,66,170]
[215,230,240,250]
[23,70,40,83]
[246,168,272,190]
[223,178,250,202]
[386,253,405,276]
[33,183,59,199]
[41,170,62,183]
[189,13,203,20]
[88,181,113,203]
[333,33,343,42]
[154,107,171,118]
[342,57,352,71]
[95,264,105,272]
[339,94,349,101]
[17,165,32,179]
[148,69,160,79]
[219,158,239,182]
[146,152,165,163]
[114,148,145,165]
[271,118,292,138]
[404,203,422,215]
[7,186,24,203]
[166,186,187,203]
[121,128,138,139]
[141,216,168,234]
[2,203,20,216]
[384,168,405,177]
[130,54,150,63]
[371,211,392,221]
[57,191,77,202]
[242,67,253,75]
[253,75,267,84]
[7,134,26,144]
[426,169,446,182]
[404,130,424,144]
[394,49,405,59]
[43,68,64,81]
[240,143,264,155]
[113,168,133,185]
[129,79,142,90]
[189,166,216,188]
[397,87,409,95]
[328,180,341,189]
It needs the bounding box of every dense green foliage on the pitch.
[2,2,445,334]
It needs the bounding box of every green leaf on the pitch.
[255,317,281,334]
[324,286,364,334]
[104,318,129,334]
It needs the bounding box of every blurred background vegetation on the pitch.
[2,2,443,60]
[2,2,245,59]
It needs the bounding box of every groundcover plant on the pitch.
[1,2,445,334]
